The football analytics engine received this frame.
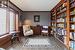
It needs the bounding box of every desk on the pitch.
[31,26,42,35]
[31,26,51,36]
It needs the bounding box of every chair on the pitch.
[10,31,20,44]
[23,25,33,36]
[41,26,49,36]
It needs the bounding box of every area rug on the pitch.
[24,38,53,48]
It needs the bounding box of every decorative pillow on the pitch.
[43,26,48,28]
[23,25,31,32]
[42,26,48,31]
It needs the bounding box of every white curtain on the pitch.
[0,8,7,35]
[10,11,15,32]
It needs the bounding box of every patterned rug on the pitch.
[24,38,54,48]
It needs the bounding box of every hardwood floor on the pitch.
[6,36,68,50]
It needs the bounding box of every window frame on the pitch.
[0,7,19,36]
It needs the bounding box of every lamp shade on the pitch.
[24,19,32,26]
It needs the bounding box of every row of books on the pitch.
[70,0,75,50]
[71,17,75,22]
[52,23,56,27]
[57,12,66,18]
[57,3,66,12]
[57,18,65,22]
[56,32,67,44]
[70,0,75,3]
[56,28,66,36]
[57,24,65,28]
[56,28,67,44]
[70,8,75,15]
[70,24,75,29]
[70,9,75,15]
[57,8,66,14]
[64,0,67,2]
[70,32,75,40]
[70,1,75,8]
[70,41,75,50]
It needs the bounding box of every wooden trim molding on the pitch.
[0,34,11,49]
[9,1,23,12]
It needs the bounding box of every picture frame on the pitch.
[34,15,40,22]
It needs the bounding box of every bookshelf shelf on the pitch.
[51,26,56,28]
[56,22,65,24]
[57,27,65,28]
[70,14,75,16]
[55,36,67,47]
[70,22,75,23]
[70,29,75,31]
[57,10,66,15]
[50,0,75,50]
[70,6,75,9]
[70,0,75,4]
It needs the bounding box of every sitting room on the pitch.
[0,0,75,50]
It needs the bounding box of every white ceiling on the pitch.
[10,0,60,11]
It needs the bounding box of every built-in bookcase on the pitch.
[69,0,75,50]
[50,0,75,50]
[51,9,56,31]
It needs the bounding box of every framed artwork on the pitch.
[34,15,40,22]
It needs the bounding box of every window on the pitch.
[0,8,19,36]
[0,8,7,35]
[10,11,15,32]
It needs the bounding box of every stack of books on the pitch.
[57,28,66,36]
[70,9,75,15]
[57,18,65,22]
[70,24,75,29]
[57,24,64,28]
[71,17,75,22]
[70,41,75,50]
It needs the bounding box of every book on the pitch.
[70,32,74,39]
[70,41,74,49]
[74,33,75,40]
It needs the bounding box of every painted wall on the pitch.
[21,11,51,26]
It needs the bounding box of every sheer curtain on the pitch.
[0,8,19,36]
[0,8,7,35]
[10,11,15,32]
[16,14,19,31]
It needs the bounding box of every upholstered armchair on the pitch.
[23,25,33,36]
[41,26,49,36]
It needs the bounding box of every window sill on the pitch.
[0,33,11,38]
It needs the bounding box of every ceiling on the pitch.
[10,0,60,11]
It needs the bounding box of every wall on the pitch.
[21,11,51,26]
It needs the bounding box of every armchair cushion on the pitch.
[42,30,48,33]
[42,26,48,30]
[23,25,33,36]
[23,25,30,32]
